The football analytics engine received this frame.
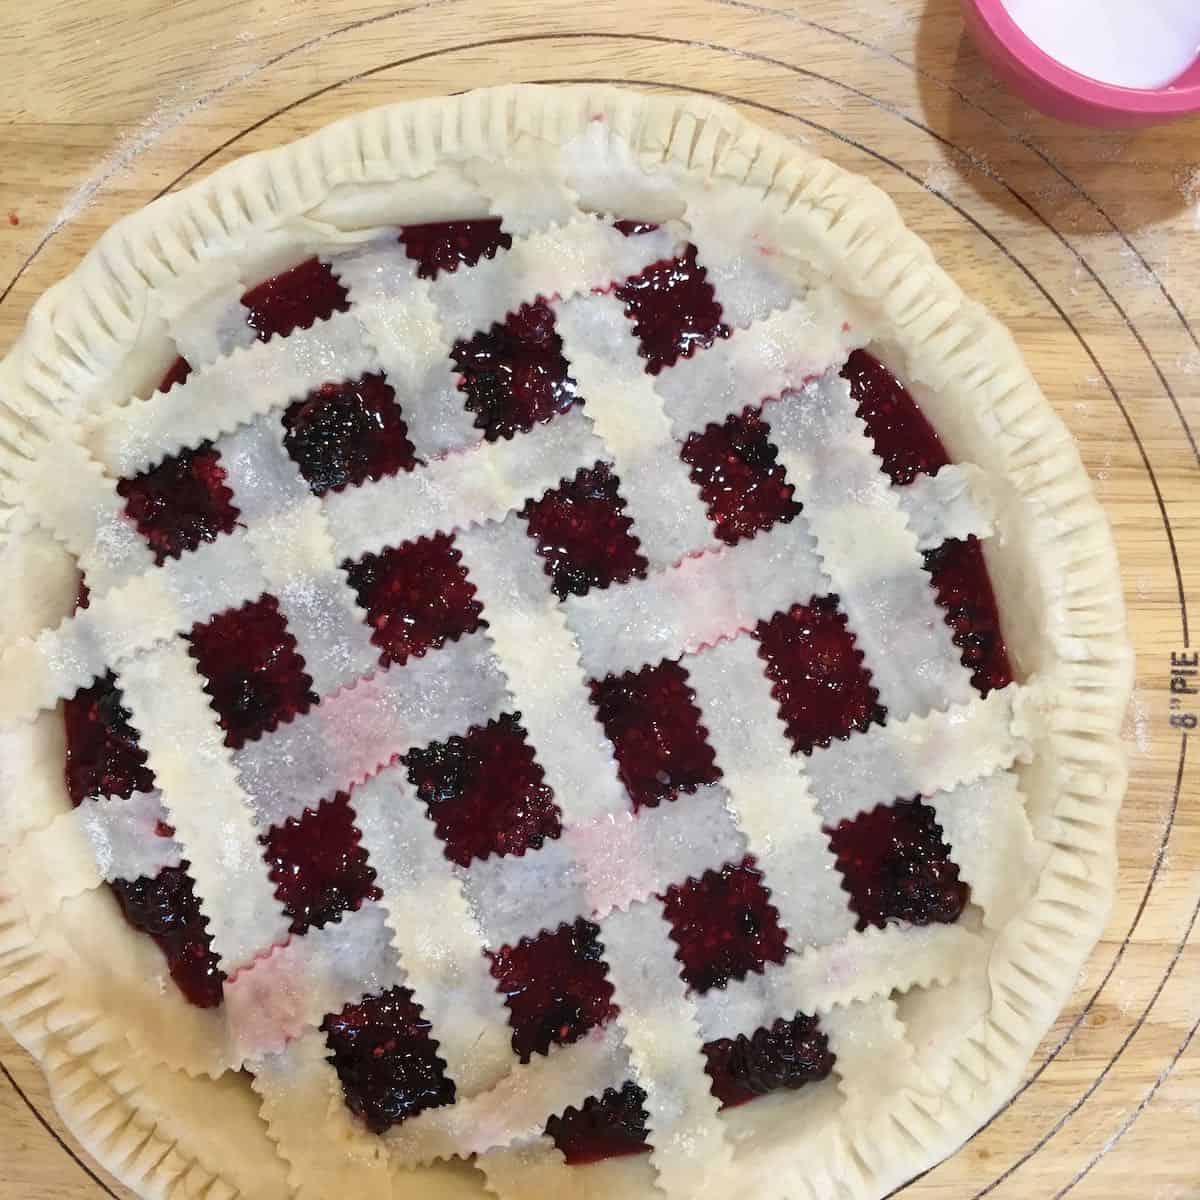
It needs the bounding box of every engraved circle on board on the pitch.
[0,9,1190,1199]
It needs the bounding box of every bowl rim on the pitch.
[966,0,1200,115]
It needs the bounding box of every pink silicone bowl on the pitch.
[961,0,1200,128]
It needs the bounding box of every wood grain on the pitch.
[1,1,1197,1197]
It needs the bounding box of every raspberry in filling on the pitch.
[841,349,950,485]
[117,441,240,565]
[545,1081,651,1165]
[241,257,350,342]
[343,533,484,669]
[188,595,317,749]
[452,300,581,441]
[826,797,969,930]
[403,712,561,867]
[63,671,155,805]
[661,857,788,994]
[681,408,802,545]
[281,373,418,496]
[488,918,617,1062]
[703,1014,835,1108]
[261,793,381,935]
[755,598,887,755]
[589,659,720,812]
[399,218,513,279]
[615,243,729,374]
[520,462,648,599]
[110,865,226,1009]
[924,536,1014,697]
[322,986,455,1133]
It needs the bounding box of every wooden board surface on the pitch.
[1,1,1198,1196]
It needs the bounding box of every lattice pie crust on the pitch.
[0,86,1131,1200]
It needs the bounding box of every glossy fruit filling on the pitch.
[703,1013,835,1108]
[403,712,562,867]
[661,857,788,994]
[841,348,950,485]
[924,536,1013,696]
[614,243,729,374]
[117,440,239,565]
[488,918,617,1063]
[281,373,418,496]
[681,407,802,545]
[545,1081,651,1165]
[452,300,580,441]
[589,659,720,812]
[188,594,317,750]
[521,462,648,599]
[242,257,349,342]
[399,218,512,279]
[826,797,969,930]
[321,986,455,1133]
[343,532,484,669]
[755,597,887,755]
[261,793,381,935]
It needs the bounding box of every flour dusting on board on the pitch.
[51,50,268,237]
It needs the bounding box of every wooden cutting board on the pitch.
[1,1,1198,1197]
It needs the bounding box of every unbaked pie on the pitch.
[0,85,1131,1200]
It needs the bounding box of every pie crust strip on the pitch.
[117,639,290,971]
[233,630,509,831]
[551,292,714,566]
[87,218,682,480]
[767,370,975,722]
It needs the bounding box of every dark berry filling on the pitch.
[451,301,581,441]
[520,462,648,599]
[188,594,317,749]
[488,918,617,1063]
[403,712,560,867]
[703,1014,835,1109]
[158,355,193,393]
[281,373,417,496]
[614,243,729,374]
[661,857,788,994]
[826,797,969,930]
[322,986,455,1134]
[399,218,512,279]
[241,257,350,342]
[261,793,381,935]
[343,533,483,669]
[923,536,1013,697]
[545,1081,651,1165]
[117,441,240,565]
[681,408,802,545]
[755,598,887,755]
[841,349,950,485]
[111,864,226,1008]
[63,671,155,805]
[589,659,720,812]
